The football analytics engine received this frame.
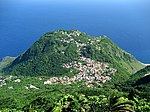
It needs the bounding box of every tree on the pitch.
[106,90,135,112]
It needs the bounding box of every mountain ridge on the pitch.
[3,30,144,82]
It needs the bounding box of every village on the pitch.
[1,56,116,89]
[59,30,102,47]
[44,56,117,88]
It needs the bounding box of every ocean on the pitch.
[0,0,150,63]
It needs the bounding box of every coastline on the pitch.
[139,61,150,66]
[145,64,150,66]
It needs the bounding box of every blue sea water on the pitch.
[0,0,150,63]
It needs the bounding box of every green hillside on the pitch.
[3,30,144,82]
[0,56,15,71]
[116,65,150,100]
[128,65,150,92]
[130,65,150,83]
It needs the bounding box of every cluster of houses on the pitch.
[0,75,40,90]
[0,58,117,89]
[0,76,15,87]
[59,30,82,37]
[59,30,102,48]
[0,75,23,89]
[61,38,86,48]
[44,56,117,88]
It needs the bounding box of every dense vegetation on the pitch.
[0,74,149,112]
[0,30,149,112]
[116,65,150,100]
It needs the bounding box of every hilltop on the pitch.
[3,30,144,83]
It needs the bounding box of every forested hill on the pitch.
[3,30,144,80]
[116,65,150,100]
[128,65,150,87]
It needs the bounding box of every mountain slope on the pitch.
[127,65,150,90]
[130,65,150,83]
[3,30,144,80]
[0,56,15,71]
[116,65,150,100]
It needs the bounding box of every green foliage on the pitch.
[33,90,136,112]
[0,108,23,112]
[116,66,150,99]
[0,74,149,112]
[106,90,135,112]
[23,97,54,112]
[52,94,80,112]
[135,98,150,112]
[129,65,150,83]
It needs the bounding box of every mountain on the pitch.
[0,56,15,71]
[3,30,144,81]
[127,65,150,91]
